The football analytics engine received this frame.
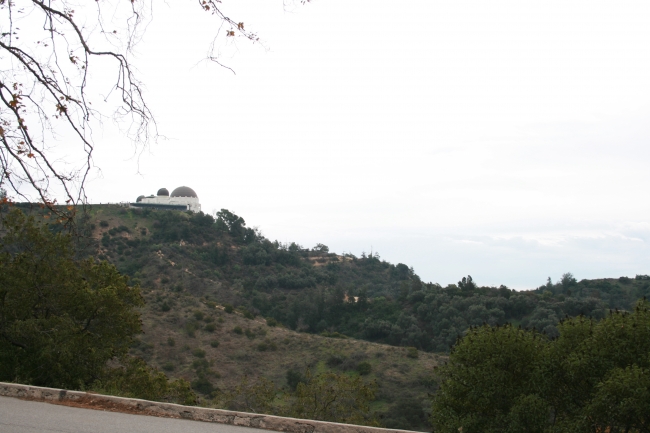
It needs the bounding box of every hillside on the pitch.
[9,203,650,430]
[76,205,650,348]
[79,204,439,430]
[133,299,438,429]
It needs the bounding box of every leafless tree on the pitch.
[0,0,260,217]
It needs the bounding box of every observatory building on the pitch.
[131,186,201,212]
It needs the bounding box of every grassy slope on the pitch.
[85,205,439,430]
[136,301,440,420]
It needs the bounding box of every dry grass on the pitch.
[132,297,443,403]
[85,205,443,427]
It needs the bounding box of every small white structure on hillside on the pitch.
[131,186,201,212]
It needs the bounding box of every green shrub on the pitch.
[192,359,209,369]
[161,302,170,312]
[356,361,372,376]
[233,326,243,335]
[99,220,109,228]
[382,398,428,430]
[191,377,214,395]
[266,317,278,327]
[193,310,204,320]
[94,357,196,405]
[204,323,216,333]
[286,370,377,424]
[167,337,175,347]
[327,355,345,367]
[286,369,305,391]
[406,347,419,359]
[257,342,269,351]
[245,328,256,340]
[210,340,220,348]
[185,322,198,338]
[162,362,175,372]
[224,304,234,314]
[192,348,206,358]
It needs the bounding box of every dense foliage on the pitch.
[0,208,195,404]
[431,299,650,433]
[0,209,143,388]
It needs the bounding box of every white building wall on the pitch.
[139,195,201,212]
[169,196,201,212]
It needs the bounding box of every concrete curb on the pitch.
[0,382,420,433]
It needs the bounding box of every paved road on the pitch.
[0,396,266,433]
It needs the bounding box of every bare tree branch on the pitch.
[0,0,265,222]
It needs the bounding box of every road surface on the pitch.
[0,396,266,433]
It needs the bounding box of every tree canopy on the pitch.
[0,208,143,388]
[431,299,650,433]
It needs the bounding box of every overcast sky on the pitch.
[77,0,650,289]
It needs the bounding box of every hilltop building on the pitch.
[131,186,201,212]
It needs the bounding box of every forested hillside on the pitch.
[7,203,648,430]
[69,205,649,353]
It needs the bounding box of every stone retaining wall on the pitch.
[0,382,420,433]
